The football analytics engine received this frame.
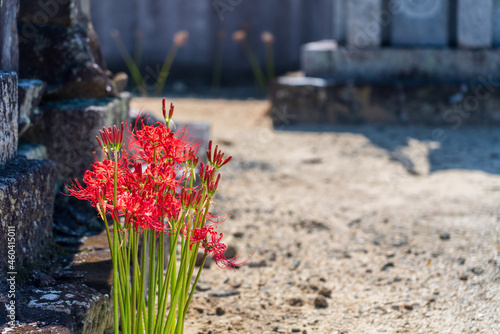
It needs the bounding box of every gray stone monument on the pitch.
[346,0,383,48]
[457,0,493,48]
[391,0,449,47]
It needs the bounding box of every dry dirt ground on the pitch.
[132,97,500,334]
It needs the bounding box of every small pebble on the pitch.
[233,231,244,238]
[216,307,225,316]
[403,304,414,311]
[318,287,331,298]
[195,284,211,292]
[314,296,328,308]
[470,267,484,276]
[248,260,268,268]
[439,232,451,241]
[288,298,304,307]
[381,262,395,271]
[208,289,240,298]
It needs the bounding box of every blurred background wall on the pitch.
[90,0,334,85]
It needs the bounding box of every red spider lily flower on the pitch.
[199,162,217,185]
[98,123,125,152]
[181,188,204,209]
[146,162,179,190]
[207,173,221,195]
[128,119,195,165]
[189,225,215,249]
[162,98,175,124]
[185,148,199,169]
[201,228,250,270]
[206,140,232,169]
[67,158,127,212]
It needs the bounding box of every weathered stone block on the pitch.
[457,0,493,49]
[270,76,500,126]
[0,71,18,166]
[0,157,56,270]
[22,93,131,183]
[346,0,382,48]
[391,0,449,47]
[0,0,19,71]
[18,22,115,100]
[0,283,112,334]
[494,0,500,47]
[18,79,46,137]
[302,43,500,83]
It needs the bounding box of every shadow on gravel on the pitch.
[275,124,500,175]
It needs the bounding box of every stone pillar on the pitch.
[494,0,500,47]
[0,0,19,72]
[0,72,18,165]
[457,0,493,48]
[391,0,449,47]
[346,0,383,48]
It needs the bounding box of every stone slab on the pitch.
[346,0,382,48]
[391,0,449,47]
[0,71,19,166]
[22,93,131,183]
[270,76,500,126]
[0,283,112,334]
[0,157,56,270]
[494,0,500,47]
[302,42,500,83]
[457,0,493,49]
[0,0,19,71]
[18,79,46,137]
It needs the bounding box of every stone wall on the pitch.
[89,0,500,79]
[90,0,334,75]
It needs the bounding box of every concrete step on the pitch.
[301,41,500,83]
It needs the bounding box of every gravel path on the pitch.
[133,98,500,334]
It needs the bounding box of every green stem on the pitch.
[182,252,207,319]
[147,230,157,334]
[155,46,179,96]
[111,31,146,96]
[242,40,266,89]
[131,230,138,334]
[265,43,275,82]
[137,231,148,334]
